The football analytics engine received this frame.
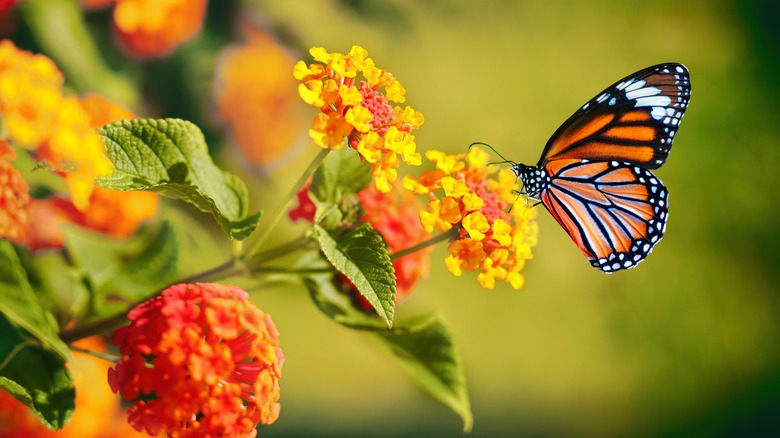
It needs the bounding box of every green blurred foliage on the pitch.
[7,0,780,436]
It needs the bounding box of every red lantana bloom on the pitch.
[357,185,431,302]
[108,283,283,437]
[289,182,431,306]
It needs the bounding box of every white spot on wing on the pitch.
[624,80,646,92]
[635,95,672,108]
[625,86,661,100]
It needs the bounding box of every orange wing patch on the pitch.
[618,110,652,122]
[603,125,656,142]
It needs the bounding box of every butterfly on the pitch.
[508,63,691,273]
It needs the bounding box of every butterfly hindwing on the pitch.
[537,63,691,170]
[539,160,668,272]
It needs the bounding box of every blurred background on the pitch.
[4,0,780,436]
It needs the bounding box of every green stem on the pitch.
[177,258,238,283]
[70,345,121,363]
[59,258,241,344]
[251,266,332,275]
[248,235,314,266]
[390,227,459,260]
[244,148,331,257]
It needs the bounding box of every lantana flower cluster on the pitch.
[0,41,157,249]
[294,45,424,192]
[0,39,112,210]
[213,23,307,172]
[404,147,538,289]
[358,185,432,302]
[82,0,208,58]
[289,182,432,303]
[108,283,283,437]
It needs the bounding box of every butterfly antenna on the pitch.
[469,141,516,165]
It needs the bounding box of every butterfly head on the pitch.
[511,163,549,201]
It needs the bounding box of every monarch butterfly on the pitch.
[508,63,691,273]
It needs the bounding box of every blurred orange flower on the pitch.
[213,23,307,173]
[295,45,424,192]
[404,147,538,290]
[0,337,146,438]
[112,0,207,58]
[25,185,159,250]
[109,283,283,436]
[0,140,30,245]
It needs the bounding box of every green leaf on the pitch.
[63,221,179,322]
[311,224,396,327]
[0,240,70,361]
[0,314,75,430]
[304,272,472,430]
[377,313,473,432]
[304,274,389,331]
[97,118,260,240]
[16,250,91,326]
[309,145,372,205]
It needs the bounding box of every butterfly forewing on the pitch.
[537,63,691,170]
[539,160,668,272]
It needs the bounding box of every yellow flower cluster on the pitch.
[0,40,112,210]
[404,147,538,289]
[294,45,424,192]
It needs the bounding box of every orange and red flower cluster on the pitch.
[357,185,431,302]
[108,283,283,437]
[295,46,424,192]
[82,0,207,58]
[404,147,538,289]
[289,182,431,302]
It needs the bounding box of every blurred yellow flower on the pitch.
[295,45,424,192]
[0,40,112,211]
[213,23,308,173]
[404,147,538,290]
[0,87,155,250]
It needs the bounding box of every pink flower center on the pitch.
[358,81,394,135]
[465,177,509,223]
